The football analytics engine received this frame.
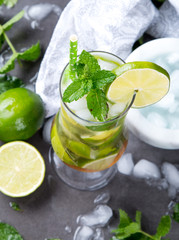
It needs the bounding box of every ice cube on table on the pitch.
[77,205,113,227]
[93,228,105,240]
[73,226,94,240]
[133,159,161,179]
[162,162,179,189]
[117,153,134,175]
[94,192,110,204]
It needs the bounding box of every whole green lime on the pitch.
[0,88,45,142]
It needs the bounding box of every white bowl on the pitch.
[126,38,179,149]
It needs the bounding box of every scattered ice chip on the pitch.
[168,185,177,199]
[77,205,113,227]
[73,226,94,240]
[93,228,105,240]
[133,159,161,179]
[117,153,134,175]
[65,225,72,233]
[162,162,179,189]
[24,3,62,29]
[94,192,110,204]
[147,112,167,128]
[42,116,54,143]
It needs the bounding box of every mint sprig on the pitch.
[0,10,41,74]
[63,50,116,121]
[112,209,171,240]
[0,223,23,240]
[0,0,19,8]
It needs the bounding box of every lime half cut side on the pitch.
[0,141,45,197]
[108,61,170,108]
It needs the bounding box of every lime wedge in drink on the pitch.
[67,140,91,159]
[0,141,45,197]
[81,153,118,171]
[51,118,75,166]
[108,61,170,108]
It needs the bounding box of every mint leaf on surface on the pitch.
[0,53,17,73]
[154,215,171,239]
[79,50,100,74]
[0,74,23,94]
[3,10,24,31]
[0,223,23,240]
[93,70,116,90]
[9,202,22,212]
[172,203,179,223]
[18,42,41,61]
[86,89,108,121]
[2,0,19,8]
[63,79,93,103]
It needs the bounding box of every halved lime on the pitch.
[0,141,45,197]
[108,61,170,108]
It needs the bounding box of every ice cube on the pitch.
[162,162,179,189]
[65,225,72,233]
[147,112,167,128]
[67,97,87,111]
[168,185,177,199]
[73,226,94,240]
[93,228,105,240]
[25,83,35,92]
[97,58,118,71]
[117,153,134,175]
[75,108,94,121]
[42,116,54,143]
[155,93,175,110]
[108,102,126,118]
[133,159,161,179]
[77,205,113,227]
[94,192,110,204]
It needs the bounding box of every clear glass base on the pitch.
[50,150,117,191]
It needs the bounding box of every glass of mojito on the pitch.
[50,36,170,190]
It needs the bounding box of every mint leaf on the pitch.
[9,202,22,212]
[172,203,179,223]
[154,215,171,239]
[18,42,41,61]
[93,70,116,89]
[3,10,24,31]
[0,223,23,240]
[63,79,93,103]
[0,53,17,73]
[0,74,23,94]
[79,50,100,74]
[118,209,132,228]
[2,0,19,8]
[86,89,108,121]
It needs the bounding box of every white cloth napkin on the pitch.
[35,0,179,118]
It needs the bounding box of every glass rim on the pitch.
[59,50,136,125]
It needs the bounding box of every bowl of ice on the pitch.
[126,38,179,150]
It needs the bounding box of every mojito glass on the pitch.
[51,51,135,190]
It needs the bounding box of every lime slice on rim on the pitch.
[0,141,45,197]
[108,61,170,108]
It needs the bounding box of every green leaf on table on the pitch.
[3,10,24,31]
[86,89,108,121]
[18,42,41,61]
[9,202,23,212]
[79,50,100,74]
[1,0,19,8]
[0,53,17,74]
[63,79,93,103]
[0,74,23,94]
[154,215,171,239]
[93,70,116,90]
[0,223,23,240]
[172,203,179,223]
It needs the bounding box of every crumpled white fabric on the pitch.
[35,0,178,118]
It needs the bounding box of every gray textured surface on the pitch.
[0,0,178,239]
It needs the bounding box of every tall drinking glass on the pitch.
[51,51,135,190]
